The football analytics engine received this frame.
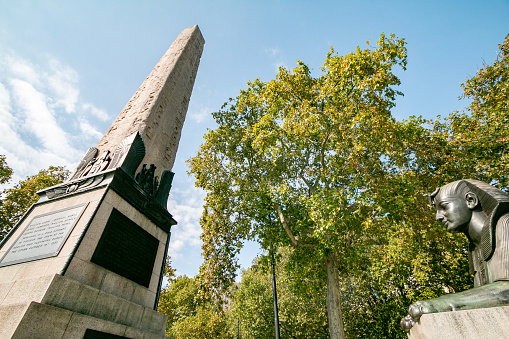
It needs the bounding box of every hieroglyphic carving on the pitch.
[91,25,204,174]
[83,151,111,177]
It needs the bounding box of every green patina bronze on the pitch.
[401,179,509,332]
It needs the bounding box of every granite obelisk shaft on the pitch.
[96,25,204,177]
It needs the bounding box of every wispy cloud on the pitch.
[266,47,287,73]
[0,48,109,180]
[189,106,211,123]
[78,116,104,140]
[46,57,80,114]
[10,79,77,157]
[167,185,206,260]
[82,103,110,121]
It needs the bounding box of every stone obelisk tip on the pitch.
[93,25,205,178]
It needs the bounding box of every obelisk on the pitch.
[0,25,204,339]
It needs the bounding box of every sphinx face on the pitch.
[435,196,472,234]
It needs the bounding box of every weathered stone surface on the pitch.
[0,303,29,339]
[409,306,509,339]
[65,189,166,309]
[42,274,100,315]
[95,25,205,177]
[1,275,53,306]
[41,274,167,333]
[11,302,72,339]
[10,301,167,338]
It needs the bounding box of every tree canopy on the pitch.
[0,159,69,241]
[186,33,509,338]
[188,33,444,338]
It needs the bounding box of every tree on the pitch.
[0,159,69,241]
[433,34,509,190]
[0,155,13,185]
[158,274,231,338]
[352,34,509,337]
[158,275,200,337]
[189,34,418,338]
[230,247,328,338]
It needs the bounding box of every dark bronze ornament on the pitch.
[68,132,146,182]
[135,164,174,208]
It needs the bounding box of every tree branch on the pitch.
[275,204,316,249]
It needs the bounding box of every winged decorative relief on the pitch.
[68,147,98,181]
[107,132,146,177]
[46,174,105,199]
[68,132,145,183]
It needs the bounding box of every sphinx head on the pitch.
[429,181,480,234]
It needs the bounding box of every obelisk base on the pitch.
[0,272,169,339]
[408,305,509,339]
[1,274,168,338]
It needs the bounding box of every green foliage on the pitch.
[159,275,200,335]
[0,155,13,185]
[0,161,69,241]
[189,33,410,297]
[158,275,231,338]
[432,34,509,190]
[171,306,230,339]
[188,33,470,337]
[230,247,328,338]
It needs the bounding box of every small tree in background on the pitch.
[0,157,68,241]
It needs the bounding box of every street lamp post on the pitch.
[271,249,281,339]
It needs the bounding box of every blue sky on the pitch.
[0,0,508,278]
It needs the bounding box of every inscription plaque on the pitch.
[0,204,87,267]
[91,208,159,288]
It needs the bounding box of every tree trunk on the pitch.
[326,251,346,339]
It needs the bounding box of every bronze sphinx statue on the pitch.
[401,179,509,332]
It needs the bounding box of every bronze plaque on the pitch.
[0,204,87,267]
[83,329,130,338]
[91,208,159,287]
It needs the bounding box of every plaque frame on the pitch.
[91,208,159,288]
[0,203,88,267]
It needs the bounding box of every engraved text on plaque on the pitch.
[0,204,87,267]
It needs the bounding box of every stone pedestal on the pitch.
[0,169,174,338]
[0,25,204,338]
[408,306,509,339]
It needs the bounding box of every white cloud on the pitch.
[189,106,210,123]
[78,116,104,140]
[46,57,80,114]
[10,79,77,157]
[266,47,287,73]
[4,54,41,85]
[82,102,110,121]
[0,83,68,182]
[0,47,110,180]
[166,185,206,260]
